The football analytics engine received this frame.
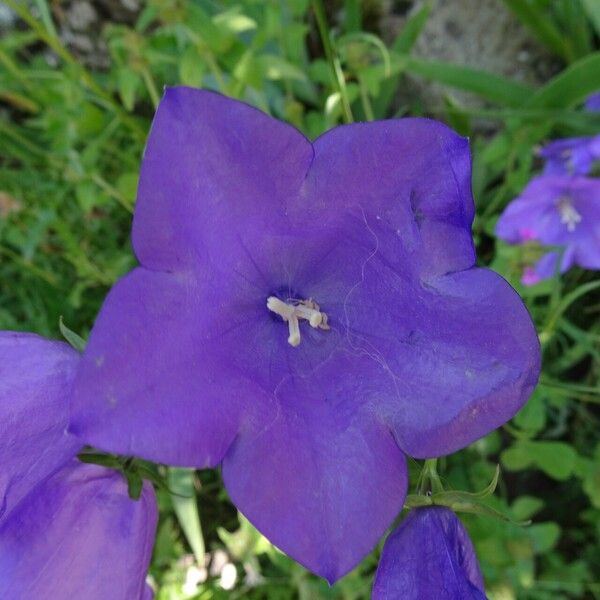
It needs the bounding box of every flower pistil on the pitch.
[266,297,329,347]
[557,196,582,232]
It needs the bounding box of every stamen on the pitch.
[557,197,582,232]
[288,315,301,347]
[266,296,330,347]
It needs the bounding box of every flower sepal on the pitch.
[405,465,530,525]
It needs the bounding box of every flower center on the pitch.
[557,196,582,232]
[266,297,330,347]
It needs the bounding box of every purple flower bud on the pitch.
[373,507,486,600]
[0,461,157,600]
[70,88,540,582]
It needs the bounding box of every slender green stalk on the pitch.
[311,0,354,123]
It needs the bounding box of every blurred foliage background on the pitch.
[1,0,600,598]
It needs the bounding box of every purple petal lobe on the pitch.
[0,461,157,600]
[133,86,314,271]
[372,507,486,600]
[338,240,540,458]
[307,119,476,278]
[0,332,81,523]
[69,268,251,467]
[222,350,408,584]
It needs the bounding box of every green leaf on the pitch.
[582,0,600,37]
[126,471,143,500]
[513,389,546,434]
[503,441,577,481]
[117,68,141,112]
[373,2,431,116]
[501,0,573,61]
[213,8,257,34]
[179,46,204,88]
[167,468,205,565]
[528,522,561,553]
[502,444,534,472]
[527,53,600,108]
[403,57,533,107]
[391,1,432,54]
[59,316,86,352]
[512,496,545,520]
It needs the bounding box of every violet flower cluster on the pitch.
[496,92,600,285]
[1,88,542,597]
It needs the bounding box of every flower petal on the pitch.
[342,257,540,458]
[306,119,475,278]
[0,461,156,600]
[372,507,486,600]
[0,332,81,523]
[69,268,256,467]
[132,87,314,271]
[222,350,407,584]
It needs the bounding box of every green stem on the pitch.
[358,77,374,121]
[311,0,354,123]
[417,458,444,495]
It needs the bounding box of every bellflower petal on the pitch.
[539,135,600,176]
[372,507,486,600]
[308,119,475,278]
[497,175,600,282]
[584,91,600,111]
[132,87,314,272]
[0,332,81,523]
[72,88,540,580]
[345,262,540,458]
[0,461,157,600]
[69,268,250,467]
[222,351,408,583]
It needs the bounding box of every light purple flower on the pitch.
[0,333,157,599]
[584,91,600,112]
[0,332,81,523]
[372,507,486,600]
[70,87,540,582]
[539,135,600,176]
[496,175,600,284]
[0,461,157,600]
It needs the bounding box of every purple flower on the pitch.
[70,87,540,582]
[496,175,600,283]
[0,461,157,600]
[372,507,486,599]
[0,332,81,523]
[539,135,600,176]
[584,91,600,112]
[0,333,157,599]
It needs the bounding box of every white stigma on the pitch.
[557,196,582,232]
[266,297,330,347]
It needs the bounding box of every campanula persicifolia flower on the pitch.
[496,175,600,284]
[0,332,157,599]
[372,507,486,600]
[70,87,540,582]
